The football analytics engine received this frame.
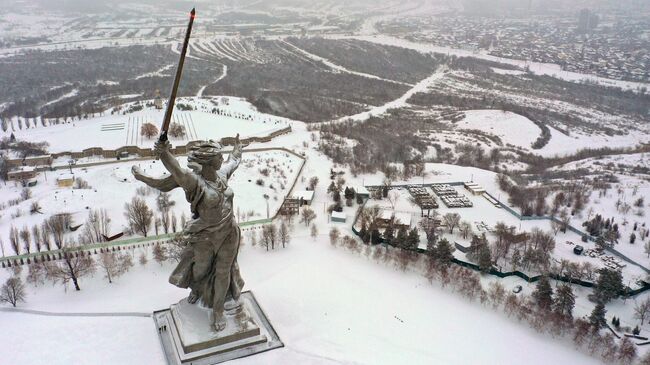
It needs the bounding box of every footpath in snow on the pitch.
[329,67,447,124]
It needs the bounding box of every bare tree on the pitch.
[310,223,318,240]
[160,212,170,234]
[124,196,153,237]
[44,242,96,291]
[140,122,159,139]
[308,176,319,190]
[551,219,562,236]
[0,276,26,307]
[387,190,400,210]
[139,252,148,266]
[168,122,186,138]
[45,214,71,249]
[635,298,650,325]
[329,227,340,246]
[157,192,174,234]
[20,187,31,201]
[301,207,316,226]
[31,225,41,252]
[278,221,290,248]
[618,336,637,365]
[487,281,506,308]
[19,226,32,254]
[27,262,47,286]
[97,251,134,283]
[81,208,112,243]
[152,243,167,265]
[459,220,473,239]
[443,213,461,234]
[261,224,277,251]
[9,225,20,255]
[40,222,51,251]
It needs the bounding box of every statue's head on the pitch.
[187,140,223,173]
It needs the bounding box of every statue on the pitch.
[140,10,283,361]
[131,135,245,331]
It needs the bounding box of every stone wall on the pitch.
[7,127,291,167]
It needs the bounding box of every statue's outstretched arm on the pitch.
[220,134,243,179]
[155,140,196,190]
[131,166,179,192]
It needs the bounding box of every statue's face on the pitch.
[187,161,201,173]
[187,153,223,174]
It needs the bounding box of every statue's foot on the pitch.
[187,291,199,304]
[213,313,226,332]
[224,298,242,314]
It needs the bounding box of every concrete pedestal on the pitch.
[154,291,283,364]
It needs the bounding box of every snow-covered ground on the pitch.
[451,109,649,158]
[0,224,602,365]
[455,110,542,150]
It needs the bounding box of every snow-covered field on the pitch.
[0,224,602,365]
[452,109,649,157]
[456,110,542,150]
[3,98,290,154]
[0,149,303,254]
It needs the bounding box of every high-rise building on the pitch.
[578,9,599,33]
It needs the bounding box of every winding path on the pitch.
[197,64,227,97]
[325,66,447,124]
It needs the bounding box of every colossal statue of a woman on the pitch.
[132,136,244,331]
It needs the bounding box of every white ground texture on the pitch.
[455,109,649,157]
[0,230,601,365]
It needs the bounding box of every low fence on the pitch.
[0,219,275,268]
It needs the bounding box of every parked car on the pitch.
[574,245,584,255]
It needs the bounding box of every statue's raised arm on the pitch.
[219,133,244,179]
[155,140,197,190]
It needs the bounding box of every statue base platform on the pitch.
[154,291,283,364]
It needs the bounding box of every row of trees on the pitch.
[140,122,186,139]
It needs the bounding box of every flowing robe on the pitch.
[137,154,244,312]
